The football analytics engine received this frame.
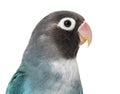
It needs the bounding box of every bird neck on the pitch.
[21,34,62,67]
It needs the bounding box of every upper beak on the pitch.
[77,21,92,47]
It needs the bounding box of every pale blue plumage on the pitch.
[6,71,25,94]
[6,60,83,94]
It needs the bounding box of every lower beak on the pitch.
[77,21,92,47]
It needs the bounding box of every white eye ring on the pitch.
[57,17,76,31]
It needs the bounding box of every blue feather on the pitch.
[6,71,26,94]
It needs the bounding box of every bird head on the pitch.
[30,11,92,59]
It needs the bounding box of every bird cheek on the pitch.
[77,21,92,47]
[51,23,58,28]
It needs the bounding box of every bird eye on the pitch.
[58,17,76,31]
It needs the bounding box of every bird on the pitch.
[6,11,92,94]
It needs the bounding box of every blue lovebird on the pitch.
[6,11,92,94]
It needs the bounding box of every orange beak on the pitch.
[77,21,92,47]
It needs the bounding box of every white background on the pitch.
[0,0,120,94]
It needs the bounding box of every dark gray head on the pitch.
[24,11,92,60]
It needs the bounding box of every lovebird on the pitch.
[6,11,92,94]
